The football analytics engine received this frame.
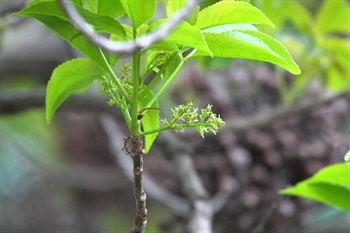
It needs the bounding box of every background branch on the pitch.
[157,131,213,233]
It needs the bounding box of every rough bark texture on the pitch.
[130,136,147,233]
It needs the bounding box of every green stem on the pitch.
[111,86,131,130]
[139,126,172,136]
[144,59,185,108]
[140,53,177,98]
[140,122,213,136]
[275,67,288,104]
[98,48,130,102]
[131,31,141,136]
[99,48,131,128]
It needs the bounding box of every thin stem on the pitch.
[143,48,197,108]
[141,53,177,98]
[98,48,130,101]
[99,48,131,128]
[131,30,142,136]
[110,85,132,130]
[140,126,172,136]
[148,53,177,90]
[139,122,214,136]
[144,59,185,108]
[275,67,288,104]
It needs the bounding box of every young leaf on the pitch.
[149,19,212,55]
[195,30,301,75]
[120,0,156,28]
[280,163,350,212]
[46,58,105,123]
[195,1,274,30]
[139,89,160,153]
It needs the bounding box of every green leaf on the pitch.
[120,0,156,28]
[319,37,350,92]
[97,0,124,18]
[46,58,105,123]
[15,1,121,68]
[167,0,186,17]
[195,30,301,75]
[139,89,159,154]
[149,19,212,55]
[345,150,350,162]
[280,163,350,212]
[86,0,125,18]
[167,0,199,25]
[16,1,125,35]
[316,0,350,34]
[72,0,83,7]
[195,1,274,30]
[326,66,350,92]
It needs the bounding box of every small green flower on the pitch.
[162,102,225,137]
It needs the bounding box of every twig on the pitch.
[251,196,287,233]
[223,91,350,132]
[58,0,202,55]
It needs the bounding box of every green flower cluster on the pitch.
[102,63,133,109]
[162,102,225,137]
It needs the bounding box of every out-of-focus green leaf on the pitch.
[281,163,350,212]
[120,0,156,28]
[139,89,159,154]
[195,1,274,30]
[257,0,312,33]
[318,37,350,92]
[195,30,301,74]
[149,19,212,55]
[345,150,350,162]
[326,65,350,92]
[46,58,105,123]
[316,0,350,34]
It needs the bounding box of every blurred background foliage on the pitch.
[0,0,349,232]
